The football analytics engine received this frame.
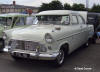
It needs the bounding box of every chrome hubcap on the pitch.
[57,49,64,64]
[86,42,89,46]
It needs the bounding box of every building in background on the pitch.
[0,1,38,14]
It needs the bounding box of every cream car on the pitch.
[5,10,94,66]
[0,13,37,52]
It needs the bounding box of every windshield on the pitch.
[13,17,25,26]
[0,17,12,26]
[37,15,70,25]
[12,16,37,27]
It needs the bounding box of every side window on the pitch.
[72,15,78,25]
[78,15,85,24]
[15,17,25,26]
[61,15,70,25]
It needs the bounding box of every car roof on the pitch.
[88,12,100,17]
[36,10,87,16]
[0,13,34,17]
[36,10,87,23]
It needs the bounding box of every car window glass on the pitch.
[61,16,70,25]
[78,15,85,24]
[87,16,95,24]
[7,18,12,26]
[15,17,25,26]
[72,15,78,25]
[33,17,38,24]
[26,16,34,25]
[37,15,70,25]
[0,17,12,26]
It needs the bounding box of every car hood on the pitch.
[7,25,55,42]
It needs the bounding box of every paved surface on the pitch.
[0,40,100,72]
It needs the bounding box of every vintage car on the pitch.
[87,12,100,43]
[0,13,37,52]
[4,10,94,66]
[87,12,100,31]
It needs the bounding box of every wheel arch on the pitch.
[59,42,69,55]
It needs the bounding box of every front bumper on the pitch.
[10,50,59,60]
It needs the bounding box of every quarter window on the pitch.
[78,15,85,24]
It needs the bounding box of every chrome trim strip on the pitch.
[57,30,88,41]
[11,50,59,60]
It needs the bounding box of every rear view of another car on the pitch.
[87,13,100,43]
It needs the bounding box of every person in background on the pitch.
[97,31,100,39]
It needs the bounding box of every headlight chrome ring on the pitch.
[45,33,54,44]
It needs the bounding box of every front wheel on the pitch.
[54,49,65,66]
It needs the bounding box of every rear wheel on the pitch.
[11,55,22,61]
[84,40,90,48]
[0,39,5,52]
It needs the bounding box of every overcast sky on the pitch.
[0,0,100,8]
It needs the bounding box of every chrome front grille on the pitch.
[11,40,39,51]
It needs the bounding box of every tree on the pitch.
[38,0,63,12]
[49,0,63,10]
[72,3,86,11]
[90,4,100,13]
[38,3,50,12]
[64,3,71,10]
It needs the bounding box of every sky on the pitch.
[0,0,100,8]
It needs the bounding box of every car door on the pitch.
[77,15,88,44]
[70,14,82,50]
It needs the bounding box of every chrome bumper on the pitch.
[11,50,59,60]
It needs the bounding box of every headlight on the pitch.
[9,40,18,48]
[45,33,53,43]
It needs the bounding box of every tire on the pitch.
[11,55,22,61]
[84,40,89,48]
[0,39,5,52]
[91,38,96,44]
[54,49,65,67]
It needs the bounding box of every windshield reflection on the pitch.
[0,16,37,27]
[0,17,12,26]
[37,15,70,25]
